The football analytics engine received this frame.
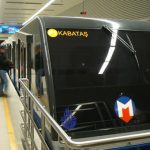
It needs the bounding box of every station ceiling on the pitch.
[1,0,150,25]
[0,0,150,40]
[0,0,82,25]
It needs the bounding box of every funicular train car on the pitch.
[3,16,150,149]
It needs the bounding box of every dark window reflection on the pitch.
[33,44,49,111]
[47,29,148,89]
[35,44,44,97]
[46,29,150,136]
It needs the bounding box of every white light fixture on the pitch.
[22,0,55,26]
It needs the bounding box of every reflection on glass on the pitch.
[35,44,44,97]
[98,29,118,74]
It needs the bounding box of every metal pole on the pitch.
[41,113,46,150]
[30,100,34,150]
[19,78,150,149]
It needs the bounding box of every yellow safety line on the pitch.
[2,96,18,150]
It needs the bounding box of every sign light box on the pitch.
[0,25,21,34]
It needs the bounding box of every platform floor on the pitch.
[0,75,23,150]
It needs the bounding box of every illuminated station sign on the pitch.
[0,25,20,34]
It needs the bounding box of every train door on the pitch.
[26,37,32,90]
[10,41,17,87]
[7,44,12,76]
[16,39,21,89]
[20,42,26,78]
[18,36,32,90]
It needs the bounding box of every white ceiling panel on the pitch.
[0,0,83,24]
[59,0,150,20]
[1,0,150,40]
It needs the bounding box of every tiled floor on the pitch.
[0,98,10,150]
[0,75,23,150]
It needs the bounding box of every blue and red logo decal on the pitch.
[114,96,136,123]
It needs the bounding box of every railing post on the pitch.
[22,86,28,147]
[19,78,150,150]
[30,99,34,150]
[25,79,35,150]
[41,112,46,150]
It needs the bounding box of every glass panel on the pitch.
[21,20,49,111]
[46,28,150,137]
[47,29,143,89]
[32,43,49,111]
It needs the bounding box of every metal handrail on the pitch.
[19,78,150,149]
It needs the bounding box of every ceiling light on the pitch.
[22,0,55,26]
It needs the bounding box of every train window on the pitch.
[46,29,145,89]
[31,43,49,110]
[20,19,50,111]
[47,29,111,89]
[46,28,150,137]
[124,31,150,84]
